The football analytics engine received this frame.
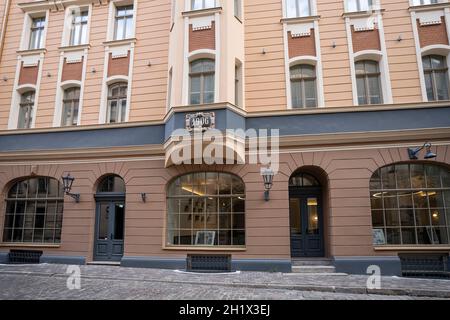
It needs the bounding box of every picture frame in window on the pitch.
[195,231,216,246]
[372,228,386,245]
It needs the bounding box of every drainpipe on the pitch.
[0,0,12,65]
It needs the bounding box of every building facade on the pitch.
[0,0,449,275]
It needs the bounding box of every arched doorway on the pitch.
[93,175,126,262]
[289,172,325,257]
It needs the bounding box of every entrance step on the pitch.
[291,258,333,266]
[291,265,336,274]
[87,261,121,266]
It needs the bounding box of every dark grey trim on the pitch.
[39,255,86,265]
[2,106,449,152]
[333,256,402,276]
[0,252,9,264]
[121,256,186,270]
[231,259,292,273]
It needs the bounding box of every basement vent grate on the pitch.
[400,254,450,279]
[187,254,232,273]
[8,250,42,264]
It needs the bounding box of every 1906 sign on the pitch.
[185,112,215,132]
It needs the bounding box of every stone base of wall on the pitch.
[333,256,402,276]
[0,252,9,264]
[40,255,86,265]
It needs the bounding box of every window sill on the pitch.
[280,15,321,24]
[374,246,450,252]
[16,48,47,56]
[182,7,223,18]
[58,44,91,52]
[0,243,61,248]
[103,38,137,47]
[342,9,385,19]
[163,246,246,252]
[409,2,450,12]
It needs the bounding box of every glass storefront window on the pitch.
[370,164,450,246]
[167,172,245,247]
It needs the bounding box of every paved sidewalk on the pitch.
[0,264,449,299]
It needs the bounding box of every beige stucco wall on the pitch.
[1,142,449,260]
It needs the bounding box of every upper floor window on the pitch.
[191,0,216,10]
[412,0,439,6]
[355,60,383,105]
[423,55,449,101]
[107,82,128,123]
[346,0,372,12]
[3,177,64,244]
[18,91,35,129]
[29,17,45,50]
[235,63,242,107]
[62,87,80,126]
[69,10,88,46]
[114,5,134,40]
[189,59,215,105]
[290,64,317,108]
[234,0,242,19]
[286,0,311,18]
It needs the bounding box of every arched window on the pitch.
[355,60,383,105]
[3,177,64,243]
[290,64,317,108]
[189,59,215,105]
[97,175,126,193]
[62,87,80,126]
[289,172,320,187]
[370,163,450,246]
[423,55,449,101]
[167,172,245,247]
[18,91,35,129]
[107,82,128,123]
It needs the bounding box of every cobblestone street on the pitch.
[0,264,449,300]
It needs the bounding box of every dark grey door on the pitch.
[290,192,324,257]
[94,200,125,261]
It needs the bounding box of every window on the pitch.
[189,59,215,105]
[167,172,245,247]
[191,0,215,10]
[62,87,80,126]
[355,60,383,105]
[107,82,128,123]
[370,163,450,246]
[286,0,311,18]
[168,68,173,108]
[3,177,64,243]
[347,0,372,12]
[69,10,88,46]
[423,55,449,101]
[29,17,45,50]
[114,5,134,40]
[412,0,438,6]
[290,64,317,108]
[97,175,126,193]
[18,91,35,129]
[234,0,242,19]
[235,63,242,107]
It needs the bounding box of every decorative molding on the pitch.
[416,11,444,26]
[58,44,91,52]
[182,7,222,18]
[409,2,450,13]
[102,38,137,47]
[280,15,321,24]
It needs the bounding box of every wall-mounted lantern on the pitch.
[407,142,437,160]
[61,173,80,203]
[262,168,274,202]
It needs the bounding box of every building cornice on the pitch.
[17,0,107,13]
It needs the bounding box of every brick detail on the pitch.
[189,21,216,53]
[351,26,381,53]
[417,17,449,48]
[18,61,39,86]
[61,57,83,82]
[107,51,130,78]
[288,30,316,59]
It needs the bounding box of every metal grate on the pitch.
[187,254,232,273]
[400,254,450,279]
[8,250,42,264]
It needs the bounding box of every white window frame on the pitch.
[189,0,217,11]
[282,0,317,18]
[61,5,92,47]
[344,0,374,13]
[411,0,442,6]
[19,10,49,51]
[106,0,137,42]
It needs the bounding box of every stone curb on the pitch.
[1,270,450,298]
